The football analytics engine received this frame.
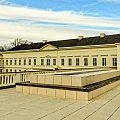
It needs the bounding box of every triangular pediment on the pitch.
[40,44,57,51]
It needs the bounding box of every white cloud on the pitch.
[0,4,119,46]
[0,0,13,5]
[0,5,120,28]
[0,21,118,46]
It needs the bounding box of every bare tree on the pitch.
[2,44,12,51]
[0,46,4,51]
[0,38,33,51]
[0,44,12,51]
[11,38,32,47]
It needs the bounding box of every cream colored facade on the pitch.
[0,43,119,73]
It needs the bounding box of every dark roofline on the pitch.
[9,33,120,51]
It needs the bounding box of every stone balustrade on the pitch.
[0,70,69,87]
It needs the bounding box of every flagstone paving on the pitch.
[0,86,120,120]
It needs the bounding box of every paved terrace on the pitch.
[0,87,120,120]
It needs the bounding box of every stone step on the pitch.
[16,75,120,101]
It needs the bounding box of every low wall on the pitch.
[16,75,120,101]
[30,70,120,87]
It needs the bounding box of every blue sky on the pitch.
[8,0,120,17]
[0,0,120,45]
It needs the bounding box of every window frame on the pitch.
[10,59,12,65]
[19,59,21,65]
[28,59,31,65]
[47,59,50,66]
[24,59,26,65]
[14,59,17,65]
[112,58,117,66]
[34,59,37,65]
[41,59,44,65]
[68,58,72,66]
[102,58,106,66]
[2,60,4,65]
[61,58,64,66]
[76,58,80,66]
[84,58,88,66]
[53,59,56,66]
[93,58,97,66]
[6,69,8,73]
[6,60,8,65]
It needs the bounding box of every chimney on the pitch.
[100,33,106,38]
[42,40,48,43]
[78,36,84,40]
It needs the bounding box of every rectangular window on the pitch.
[47,59,50,65]
[53,59,56,65]
[10,60,12,65]
[76,58,79,66]
[84,58,88,66]
[68,58,72,66]
[6,60,8,65]
[0,69,2,73]
[93,58,97,66]
[41,59,44,65]
[2,60,4,65]
[61,59,64,66]
[19,59,21,65]
[102,58,106,66]
[29,59,31,65]
[112,58,117,66]
[34,59,36,65]
[6,69,8,73]
[24,59,26,65]
[15,70,17,72]
[14,59,17,65]
[10,69,12,72]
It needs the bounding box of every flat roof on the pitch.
[0,87,120,120]
[36,70,117,77]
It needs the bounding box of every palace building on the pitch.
[0,33,120,101]
[0,33,120,73]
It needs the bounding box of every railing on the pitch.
[0,70,67,87]
[0,72,32,87]
[0,68,114,88]
[0,74,14,86]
